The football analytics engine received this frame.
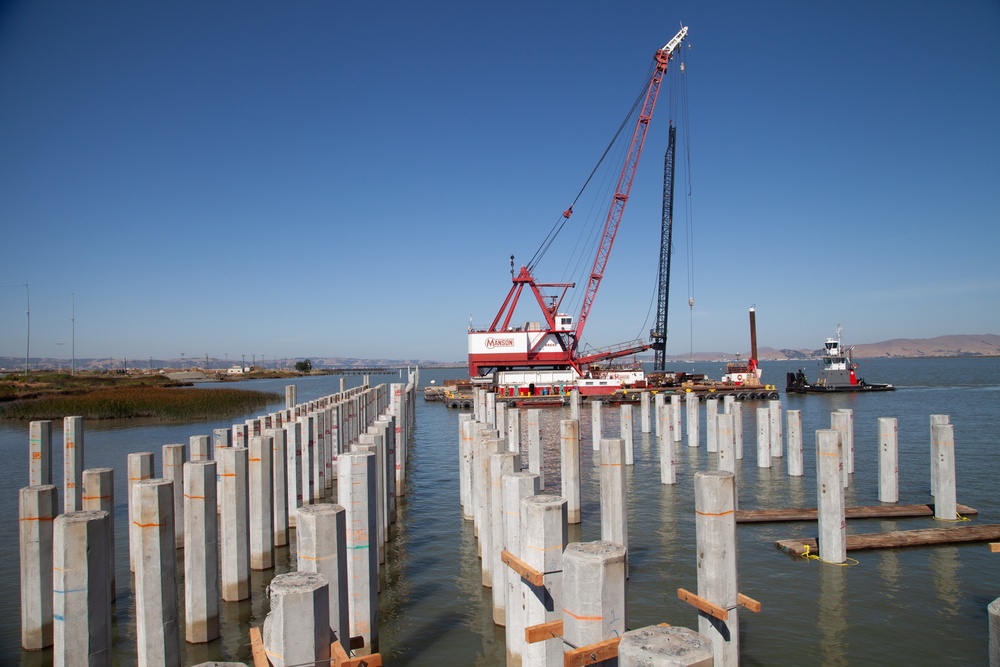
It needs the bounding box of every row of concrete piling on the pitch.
[19,376,416,667]
[462,388,748,666]
[463,386,975,666]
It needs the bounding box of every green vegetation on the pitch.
[294,359,312,372]
[0,372,281,421]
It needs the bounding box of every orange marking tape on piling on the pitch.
[561,607,603,622]
[695,509,735,517]
[19,516,55,522]
[182,494,206,500]
[81,495,111,501]
[132,521,163,528]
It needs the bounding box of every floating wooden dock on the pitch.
[737,503,978,523]
[775,524,1000,556]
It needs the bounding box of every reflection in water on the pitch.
[818,564,848,667]
[930,546,962,617]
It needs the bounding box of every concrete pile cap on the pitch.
[566,540,626,562]
[618,625,713,667]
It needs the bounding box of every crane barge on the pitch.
[468,27,688,399]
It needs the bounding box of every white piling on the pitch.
[184,461,219,644]
[878,417,899,503]
[219,447,250,602]
[19,484,58,650]
[162,443,186,548]
[134,479,180,667]
[527,408,543,488]
[561,541,627,652]
[989,597,1000,667]
[560,419,581,524]
[930,414,950,496]
[591,400,602,451]
[29,420,53,487]
[571,389,581,421]
[284,420,302,529]
[521,494,567,667]
[300,414,314,505]
[769,399,783,458]
[787,410,803,477]
[733,402,744,460]
[717,412,736,479]
[836,408,855,475]
[756,408,771,468]
[816,429,846,563]
[686,393,699,448]
[694,470,739,666]
[267,428,288,546]
[621,403,635,465]
[189,435,211,461]
[460,418,475,521]
[658,402,675,485]
[127,452,154,573]
[600,439,627,558]
[671,394,682,444]
[831,410,850,488]
[503,471,539,667]
[932,423,957,520]
[338,451,378,654]
[249,435,274,570]
[261,572,330,667]
[491,451,518,625]
[82,468,115,604]
[296,504,350,647]
[62,416,84,512]
[705,398,718,453]
[640,391,651,433]
[53,510,111,667]
[507,406,521,455]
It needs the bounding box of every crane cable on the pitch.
[526,68,657,274]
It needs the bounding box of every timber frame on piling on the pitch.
[249,626,383,667]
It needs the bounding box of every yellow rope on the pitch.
[800,543,859,567]
[933,512,971,523]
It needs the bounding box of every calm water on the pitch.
[2,358,999,665]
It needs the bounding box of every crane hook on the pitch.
[562,206,573,219]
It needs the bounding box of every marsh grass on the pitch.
[0,385,282,421]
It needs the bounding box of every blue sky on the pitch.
[2,1,998,364]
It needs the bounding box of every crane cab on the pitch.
[555,314,574,332]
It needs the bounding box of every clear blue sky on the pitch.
[2,1,998,364]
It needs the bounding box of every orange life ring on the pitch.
[736,374,743,381]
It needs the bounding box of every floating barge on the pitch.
[738,503,978,523]
[776,524,1000,556]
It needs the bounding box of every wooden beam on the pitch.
[331,640,350,666]
[738,593,761,612]
[340,655,383,667]
[990,542,1000,553]
[564,636,621,667]
[249,626,269,667]
[737,502,977,523]
[525,619,563,644]
[502,549,544,586]
[776,524,1000,556]
[677,588,728,620]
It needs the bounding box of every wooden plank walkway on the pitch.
[737,503,977,523]
[775,524,1000,556]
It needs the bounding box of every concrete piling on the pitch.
[63,416,84,512]
[618,625,714,667]
[989,597,1000,667]
[816,429,846,563]
[621,404,635,464]
[460,418,475,521]
[694,470,739,666]
[527,408,543,488]
[521,494,567,667]
[732,402,743,460]
[162,443,186,548]
[834,408,855,478]
[213,428,231,513]
[756,408,771,468]
[600,439,628,558]
[671,395,682,444]
[338,451,378,654]
[249,435,274,570]
[219,447,250,602]
[878,417,899,503]
[300,414,314,505]
[82,468,115,603]
[189,435,211,461]
[503,471,540,667]
[930,414,950,496]
[716,412,736,477]
[262,572,330,667]
[831,411,850,488]
[932,423,957,520]
[705,398,718,453]
[19,484,58,650]
[658,402,675,485]
[296,504,351,647]
[686,393,699,448]
[507,406,521,455]
[561,541,627,653]
[53,510,112,667]
[787,410,803,477]
[591,401,602,451]
[769,399,783,458]
[184,461,219,644]
[133,479,180,667]
[29,420,53,487]
[640,391,651,433]
[127,452,154,572]
[560,419,581,524]
[284,420,302,529]
[490,451,518,625]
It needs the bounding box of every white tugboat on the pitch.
[786,324,895,393]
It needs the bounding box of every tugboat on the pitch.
[786,325,895,393]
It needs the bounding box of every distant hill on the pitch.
[2,334,997,372]
[663,334,1000,362]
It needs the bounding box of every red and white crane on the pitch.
[468,26,688,388]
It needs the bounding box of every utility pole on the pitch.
[24,284,29,377]
[71,292,76,376]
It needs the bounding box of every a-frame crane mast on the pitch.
[651,123,677,372]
